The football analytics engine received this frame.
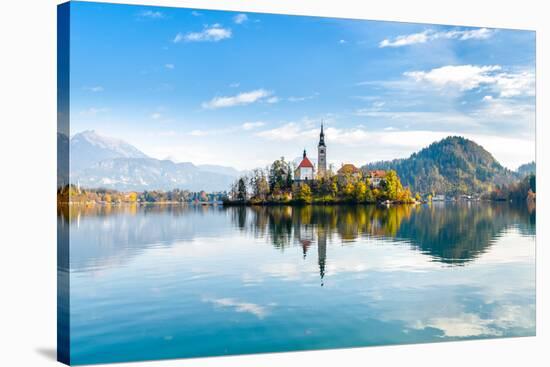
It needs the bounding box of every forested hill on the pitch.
[517,161,536,176]
[362,136,517,195]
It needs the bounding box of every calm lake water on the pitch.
[60,202,536,365]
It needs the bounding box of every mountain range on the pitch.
[66,130,242,192]
[61,131,533,195]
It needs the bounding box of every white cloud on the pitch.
[380,30,431,48]
[137,10,164,19]
[233,13,248,24]
[164,63,175,70]
[380,28,494,47]
[174,24,232,43]
[460,28,494,40]
[150,112,162,120]
[404,65,501,91]
[173,34,184,43]
[476,96,535,120]
[202,89,273,109]
[339,39,347,44]
[404,65,535,97]
[191,10,202,16]
[242,121,266,130]
[494,70,535,97]
[266,96,280,104]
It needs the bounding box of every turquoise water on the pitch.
[64,203,536,365]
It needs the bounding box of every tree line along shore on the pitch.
[58,157,535,207]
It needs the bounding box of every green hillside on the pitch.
[517,161,536,176]
[362,136,517,195]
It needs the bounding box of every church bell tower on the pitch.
[317,122,327,178]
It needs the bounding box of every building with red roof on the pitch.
[366,170,387,188]
[294,149,315,181]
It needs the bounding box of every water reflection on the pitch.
[62,202,535,273]
[64,202,535,364]
[61,204,232,272]
[229,203,535,266]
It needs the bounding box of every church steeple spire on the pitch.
[319,121,325,147]
[317,121,327,178]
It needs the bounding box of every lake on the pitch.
[59,202,536,365]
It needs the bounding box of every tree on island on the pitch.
[237,178,247,201]
[295,183,312,203]
[269,157,293,193]
[249,168,270,201]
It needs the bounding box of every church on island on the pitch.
[294,124,327,181]
[294,123,386,188]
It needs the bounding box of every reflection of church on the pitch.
[296,225,328,286]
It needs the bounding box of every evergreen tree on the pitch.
[269,157,292,192]
[237,178,247,201]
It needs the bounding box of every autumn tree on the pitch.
[128,192,138,202]
[354,181,368,202]
[383,170,403,201]
[342,182,355,199]
[296,183,312,203]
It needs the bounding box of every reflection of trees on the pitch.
[58,203,226,225]
[61,204,230,271]
[396,203,530,264]
[228,203,534,266]
[60,202,535,273]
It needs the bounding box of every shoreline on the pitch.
[59,198,532,207]
[222,199,419,207]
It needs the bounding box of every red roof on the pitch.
[297,157,314,168]
[369,170,387,178]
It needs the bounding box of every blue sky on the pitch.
[69,1,536,170]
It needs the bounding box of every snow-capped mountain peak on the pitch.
[72,130,148,159]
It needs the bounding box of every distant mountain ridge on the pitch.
[74,158,237,192]
[69,130,241,192]
[67,131,531,194]
[362,136,518,195]
[70,130,149,171]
